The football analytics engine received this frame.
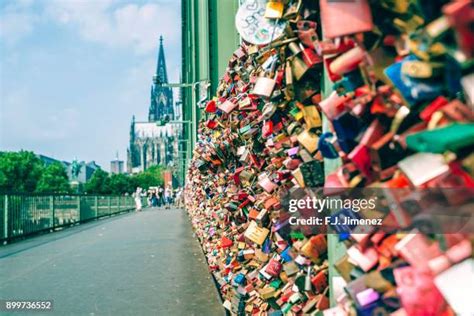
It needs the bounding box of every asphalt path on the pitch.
[0,208,224,316]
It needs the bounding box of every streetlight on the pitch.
[152,77,210,150]
[153,78,210,183]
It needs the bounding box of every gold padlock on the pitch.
[265,1,285,19]
[283,60,294,100]
[401,60,443,79]
[302,105,322,129]
[290,55,309,81]
[380,0,410,14]
[297,129,319,153]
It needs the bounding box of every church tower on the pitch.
[128,35,179,174]
[148,36,174,122]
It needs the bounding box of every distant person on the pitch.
[151,189,159,207]
[157,186,164,207]
[147,190,153,207]
[134,187,143,212]
[164,187,171,209]
[175,187,183,208]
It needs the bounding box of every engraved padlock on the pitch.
[252,58,279,98]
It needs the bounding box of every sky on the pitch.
[0,0,182,171]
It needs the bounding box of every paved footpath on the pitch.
[0,208,224,316]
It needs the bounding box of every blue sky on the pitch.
[0,0,182,170]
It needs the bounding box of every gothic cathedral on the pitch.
[127,36,180,174]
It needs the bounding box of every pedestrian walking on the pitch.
[164,187,171,209]
[157,186,164,207]
[150,189,158,207]
[134,187,143,212]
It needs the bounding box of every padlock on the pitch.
[244,221,270,246]
[283,0,301,21]
[301,104,322,130]
[379,0,409,14]
[443,0,474,58]
[296,20,318,48]
[205,99,217,113]
[265,258,283,276]
[297,129,319,154]
[461,74,474,110]
[329,46,365,76]
[319,0,373,39]
[284,60,295,100]
[300,160,325,188]
[290,55,310,81]
[434,259,474,315]
[300,44,323,68]
[347,246,378,272]
[318,132,340,159]
[265,1,285,19]
[218,97,238,114]
[394,266,447,316]
[253,76,277,98]
[318,91,348,121]
[333,72,365,96]
[258,173,278,193]
[288,42,302,56]
[369,132,407,174]
[332,111,362,142]
[398,153,450,186]
[401,60,443,79]
[406,123,474,154]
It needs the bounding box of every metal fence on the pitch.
[0,194,139,243]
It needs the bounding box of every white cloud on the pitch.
[0,1,181,54]
[0,1,38,44]
[45,0,181,54]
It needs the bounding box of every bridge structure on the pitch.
[0,195,224,315]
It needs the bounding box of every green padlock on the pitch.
[406,123,474,154]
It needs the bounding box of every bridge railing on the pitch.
[0,194,139,243]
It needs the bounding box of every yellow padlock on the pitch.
[401,60,443,79]
[265,1,284,19]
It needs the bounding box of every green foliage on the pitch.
[84,169,110,194]
[0,151,45,192]
[0,150,166,195]
[108,174,134,195]
[84,165,165,195]
[135,165,165,188]
[36,162,71,193]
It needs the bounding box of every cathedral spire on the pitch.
[156,35,168,84]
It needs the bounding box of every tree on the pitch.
[84,169,110,194]
[133,165,165,189]
[36,162,71,193]
[108,174,134,195]
[0,151,44,192]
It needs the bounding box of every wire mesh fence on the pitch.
[0,194,138,242]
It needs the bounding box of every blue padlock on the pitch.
[280,247,293,262]
[385,55,444,106]
[318,132,340,159]
[332,111,362,141]
[262,237,272,254]
[234,273,246,285]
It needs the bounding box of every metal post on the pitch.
[94,196,98,218]
[50,196,55,229]
[108,197,111,215]
[117,196,120,213]
[77,196,81,223]
[3,195,8,241]
[191,82,198,150]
